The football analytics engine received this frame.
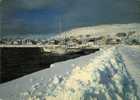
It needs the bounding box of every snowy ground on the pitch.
[0,45,140,100]
[119,46,140,96]
[43,46,139,100]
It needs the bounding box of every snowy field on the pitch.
[0,45,140,100]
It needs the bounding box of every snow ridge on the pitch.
[25,47,139,100]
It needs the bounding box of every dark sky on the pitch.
[1,0,140,36]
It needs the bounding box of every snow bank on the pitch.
[23,47,139,100]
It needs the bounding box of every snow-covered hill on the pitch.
[0,46,139,100]
[54,23,140,39]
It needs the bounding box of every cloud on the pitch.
[1,0,140,36]
[61,0,140,30]
[0,0,55,11]
[0,0,2,3]
[16,0,55,10]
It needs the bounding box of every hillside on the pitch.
[54,23,140,39]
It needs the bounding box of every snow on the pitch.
[43,46,139,100]
[0,46,139,100]
[119,46,140,96]
[53,23,140,39]
[0,45,140,100]
[0,47,98,100]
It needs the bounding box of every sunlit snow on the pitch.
[23,47,139,100]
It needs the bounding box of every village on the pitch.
[0,31,139,47]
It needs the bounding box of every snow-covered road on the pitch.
[119,46,140,96]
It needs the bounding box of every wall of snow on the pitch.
[24,47,139,100]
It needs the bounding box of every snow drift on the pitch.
[22,47,139,100]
